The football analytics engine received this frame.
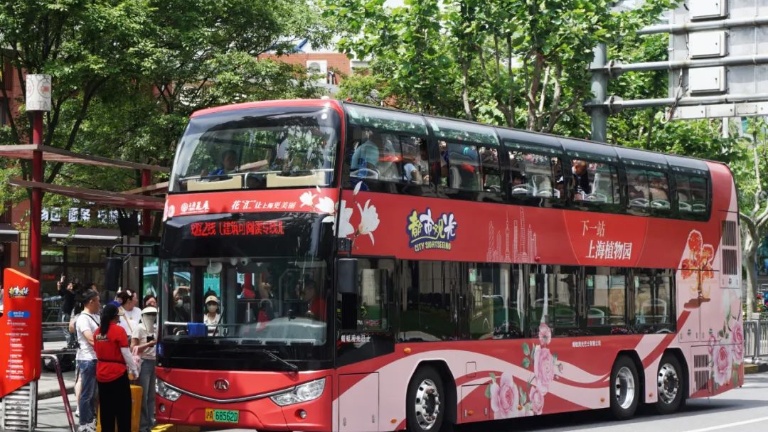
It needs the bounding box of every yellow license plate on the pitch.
[204,408,239,423]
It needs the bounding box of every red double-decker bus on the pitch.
[154,99,744,432]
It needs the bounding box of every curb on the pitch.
[744,363,768,374]
[37,384,75,401]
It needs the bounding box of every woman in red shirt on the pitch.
[93,303,139,432]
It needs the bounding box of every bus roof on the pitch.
[187,98,728,170]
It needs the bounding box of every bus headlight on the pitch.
[270,378,326,406]
[156,379,182,401]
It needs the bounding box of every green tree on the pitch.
[325,0,674,131]
[138,0,334,168]
[734,118,768,315]
[0,0,333,215]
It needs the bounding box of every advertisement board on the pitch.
[0,269,42,398]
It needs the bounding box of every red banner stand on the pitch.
[0,268,42,398]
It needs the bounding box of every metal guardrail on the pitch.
[39,351,77,432]
[744,319,768,361]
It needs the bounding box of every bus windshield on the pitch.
[161,257,330,350]
[170,106,340,192]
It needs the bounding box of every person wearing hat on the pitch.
[204,295,222,336]
[131,307,158,432]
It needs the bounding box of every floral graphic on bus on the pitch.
[681,229,714,307]
[303,186,380,244]
[707,290,743,390]
[406,208,458,252]
[486,323,561,418]
[356,200,380,244]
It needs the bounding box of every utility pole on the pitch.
[589,43,608,142]
[25,74,52,282]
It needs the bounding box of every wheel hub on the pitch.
[414,379,441,430]
[614,366,636,409]
[657,363,679,404]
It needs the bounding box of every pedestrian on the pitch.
[132,307,157,432]
[93,303,138,432]
[116,289,142,336]
[57,274,76,344]
[74,289,101,432]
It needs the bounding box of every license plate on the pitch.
[204,409,239,423]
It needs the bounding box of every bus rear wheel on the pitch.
[406,366,445,432]
[610,355,640,420]
[655,353,685,414]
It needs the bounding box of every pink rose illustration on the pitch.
[489,372,519,419]
[529,386,545,415]
[534,346,555,395]
[707,333,717,356]
[713,344,733,386]
[731,320,744,364]
[538,323,552,347]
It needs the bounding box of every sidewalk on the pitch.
[38,341,76,400]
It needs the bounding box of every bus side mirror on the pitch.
[105,257,123,292]
[337,258,358,294]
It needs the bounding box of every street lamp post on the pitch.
[25,74,52,282]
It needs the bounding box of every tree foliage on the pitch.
[0,0,332,218]
[325,0,674,131]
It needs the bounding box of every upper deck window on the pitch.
[626,167,670,213]
[171,106,340,192]
[344,105,429,185]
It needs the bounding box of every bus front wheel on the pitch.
[406,366,446,432]
[655,353,685,414]
[610,355,640,420]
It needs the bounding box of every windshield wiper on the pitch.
[259,350,299,373]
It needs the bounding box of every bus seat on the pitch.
[187,175,242,191]
[266,171,326,187]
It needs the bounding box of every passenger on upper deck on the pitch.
[571,159,591,198]
[404,145,429,184]
[351,129,380,172]
[628,172,650,202]
[649,176,669,202]
[202,149,238,177]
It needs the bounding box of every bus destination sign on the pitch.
[189,220,285,238]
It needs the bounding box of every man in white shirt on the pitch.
[75,290,101,432]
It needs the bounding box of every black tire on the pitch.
[655,353,685,415]
[610,355,640,420]
[406,366,446,432]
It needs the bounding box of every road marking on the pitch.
[684,416,768,432]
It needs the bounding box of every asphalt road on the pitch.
[31,374,768,432]
[463,373,768,432]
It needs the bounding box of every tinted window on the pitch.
[627,168,670,212]
[440,141,482,191]
[508,151,563,199]
[399,261,458,342]
[586,268,626,331]
[675,174,708,215]
[479,146,502,193]
[571,160,620,205]
[632,270,674,333]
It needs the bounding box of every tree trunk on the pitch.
[743,230,757,316]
